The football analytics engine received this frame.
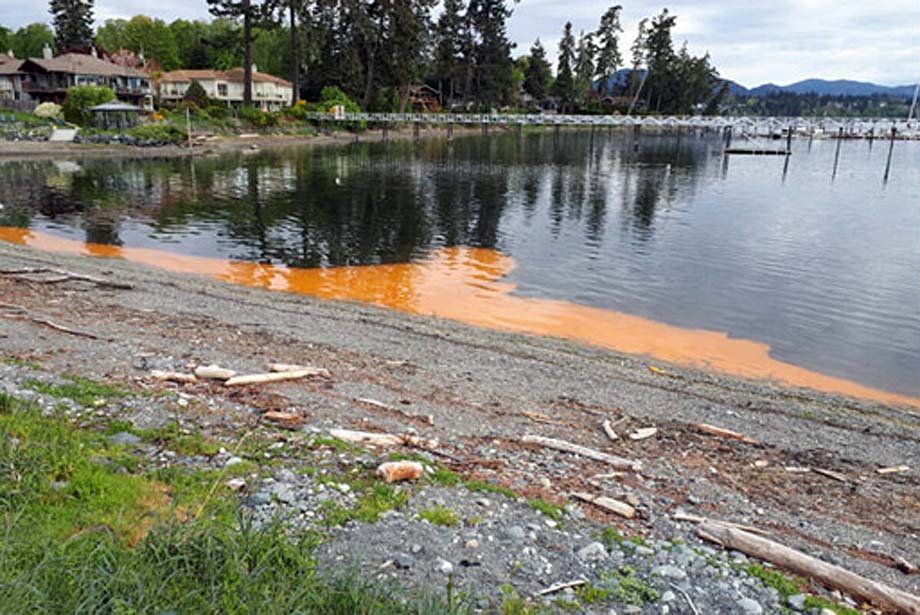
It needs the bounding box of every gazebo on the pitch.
[88,101,142,130]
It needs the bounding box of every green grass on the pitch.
[0,393,475,614]
[599,526,625,548]
[2,356,40,369]
[528,498,564,522]
[745,564,858,615]
[575,582,611,604]
[603,567,659,605]
[418,505,460,527]
[463,479,518,500]
[319,481,409,528]
[140,421,222,457]
[26,374,131,407]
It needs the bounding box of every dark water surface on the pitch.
[1,131,918,397]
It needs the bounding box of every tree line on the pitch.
[3,0,725,115]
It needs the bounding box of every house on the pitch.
[157,67,293,111]
[406,84,441,112]
[17,46,152,109]
[0,52,24,103]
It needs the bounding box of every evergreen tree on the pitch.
[551,21,576,112]
[264,0,308,105]
[49,0,94,51]
[574,31,596,107]
[523,38,552,103]
[468,0,514,109]
[594,4,622,98]
[434,0,464,105]
[207,0,271,106]
[643,8,677,111]
[626,17,648,101]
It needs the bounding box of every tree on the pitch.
[169,19,210,69]
[11,23,54,58]
[207,0,270,106]
[0,27,11,54]
[183,80,211,107]
[95,18,127,51]
[626,17,648,101]
[467,0,515,109]
[123,16,180,70]
[264,0,306,105]
[574,31,596,107]
[551,22,576,112]
[50,0,95,50]
[62,84,114,125]
[643,8,677,111]
[434,0,465,105]
[594,4,622,98]
[523,38,552,103]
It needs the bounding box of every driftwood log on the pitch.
[571,492,636,519]
[697,522,920,614]
[329,428,438,450]
[695,423,758,444]
[268,363,330,377]
[149,370,197,383]
[521,435,639,470]
[194,365,237,380]
[225,369,325,386]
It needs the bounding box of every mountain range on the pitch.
[607,69,916,99]
[727,79,917,99]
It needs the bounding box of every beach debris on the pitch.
[522,410,557,424]
[226,478,247,491]
[672,511,769,536]
[877,465,910,475]
[696,423,759,444]
[647,365,668,375]
[535,579,588,596]
[602,419,619,441]
[194,364,237,380]
[149,370,197,383]
[697,523,920,614]
[0,302,101,340]
[813,468,849,483]
[225,368,326,386]
[262,411,303,429]
[628,427,658,441]
[329,428,439,450]
[521,434,639,470]
[894,556,918,575]
[376,460,424,483]
[784,466,811,474]
[268,363,330,377]
[571,492,636,519]
[0,266,133,290]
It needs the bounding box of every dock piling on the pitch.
[884,127,897,183]
[832,127,843,179]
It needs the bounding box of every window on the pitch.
[217,83,228,97]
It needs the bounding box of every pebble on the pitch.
[435,558,454,575]
[107,431,141,446]
[652,564,688,580]
[787,594,806,610]
[737,597,763,614]
[505,526,525,541]
[465,539,480,549]
[395,554,416,569]
[577,542,608,560]
[225,456,244,467]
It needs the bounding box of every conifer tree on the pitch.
[434,0,464,105]
[523,38,552,103]
[595,4,623,98]
[551,22,576,112]
[574,31,596,107]
[49,0,94,51]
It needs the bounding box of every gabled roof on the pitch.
[23,52,149,78]
[159,68,292,87]
[0,56,23,76]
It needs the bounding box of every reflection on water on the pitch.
[0,131,918,401]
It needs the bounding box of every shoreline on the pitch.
[0,124,499,161]
[0,237,918,599]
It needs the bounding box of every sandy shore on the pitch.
[0,237,917,597]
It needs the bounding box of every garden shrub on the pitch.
[62,85,116,125]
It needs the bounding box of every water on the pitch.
[1,131,918,399]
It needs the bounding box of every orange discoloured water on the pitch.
[2,226,916,408]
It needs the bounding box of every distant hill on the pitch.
[603,69,915,100]
[734,79,915,99]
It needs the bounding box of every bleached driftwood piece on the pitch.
[571,492,636,519]
[522,435,639,470]
[602,419,619,441]
[697,523,920,614]
[329,428,438,450]
[150,370,197,383]
[695,423,758,444]
[268,363,330,377]
[194,365,237,380]
[225,369,324,386]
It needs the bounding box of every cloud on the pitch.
[2,0,918,86]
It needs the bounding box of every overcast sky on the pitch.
[2,0,918,87]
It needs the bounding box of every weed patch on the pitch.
[419,505,460,527]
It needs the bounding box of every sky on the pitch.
[1,0,918,87]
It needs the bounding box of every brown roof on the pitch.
[0,56,23,76]
[159,68,292,87]
[24,52,148,78]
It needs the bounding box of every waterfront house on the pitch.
[17,45,153,109]
[0,52,24,104]
[156,67,293,111]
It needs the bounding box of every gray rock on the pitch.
[577,542,608,560]
[504,525,526,541]
[652,565,688,580]
[660,590,676,603]
[225,456,244,467]
[107,431,141,446]
[395,554,416,569]
[787,594,806,611]
[737,597,763,615]
[635,545,655,556]
[435,558,454,575]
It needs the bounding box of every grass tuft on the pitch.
[26,374,130,407]
[419,505,460,527]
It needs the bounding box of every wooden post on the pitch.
[353,121,359,143]
[633,124,641,152]
[724,125,733,149]
[413,121,420,144]
[186,107,193,152]
[382,121,388,142]
[785,125,793,154]
[447,121,453,141]
[884,127,896,183]
[832,126,843,179]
